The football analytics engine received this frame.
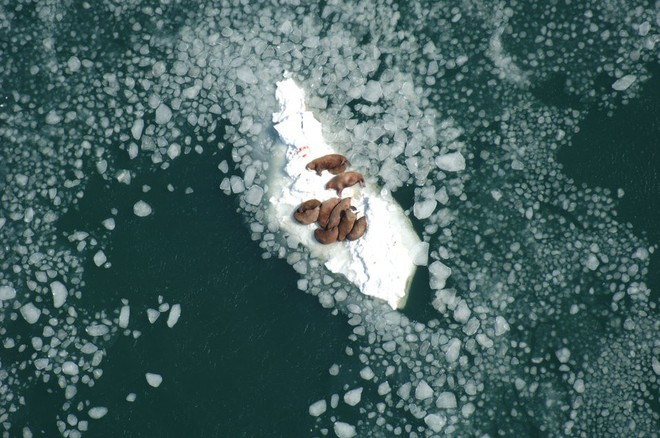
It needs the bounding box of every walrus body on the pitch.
[293,199,321,225]
[325,171,365,196]
[306,154,350,176]
[314,226,339,244]
[326,198,352,230]
[337,209,357,241]
[346,216,367,241]
[317,198,341,228]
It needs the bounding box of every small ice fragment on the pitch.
[93,250,107,267]
[555,347,571,363]
[429,261,452,290]
[131,119,144,140]
[652,357,660,376]
[415,380,434,400]
[119,305,130,328]
[445,338,461,363]
[333,422,357,438]
[308,399,327,417]
[377,381,391,395]
[126,393,137,402]
[50,281,67,308]
[413,198,437,219]
[245,185,264,205]
[412,242,429,266]
[102,218,115,230]
[155,104,172,124]
[62,361,79,376]
[476,333,493,348]
[424,414,447,432]
[362,80,383,102]
[146,372,163,387]
[86,324,109,336]
[88,407,108,420]
[133,201,152,217]
[584,254,599,270]
[0,285,17,300]
[20,303,41,324]
[453,300,471,323]
[146,308,159,323]
[167,144,181,160]
[435,391,457,409]
[359,366,374,380]
[435,152,465,172]
[236,65,258,84]
[67,56,81,72]
[494,316,510,336]
[166,304,181,328]
[343,387,363,406]
[612,75,636,91]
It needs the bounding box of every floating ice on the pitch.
[429,261,452,290]
[424,414,447,432]
[62,361,79,376]
[50,281,67,308]
[119,305,130,328]
[93,250,107,267]
[0,285,17,300]
[435,152,466,172]
[146,372,163,387]
[308,399,327,416]
[333,422,357,438]
[612,75,636,91]
[146,308,159,323]
[343,387,363,406]
[133,201,152,217]
[155,104,172,124]
[413,198,437,220]
[269,78,423,309]
[414,380,434,400]
[435,391,457,409]
[88,407,108,420]
[102,218,115,230]
[126,393,137,402]
[166,304,181,328]
[20,303,41,324]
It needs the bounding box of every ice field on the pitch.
[0,0,658,436]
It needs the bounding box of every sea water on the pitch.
[0,0,658,437]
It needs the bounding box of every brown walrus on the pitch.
[325,171,365,196]
[317,198,341,229]
[305,154,350,176]
[314,226,339,244]
[337,208,357,241]
[326,197,352,230]
[345,216,367,241]
[293,199,321,225]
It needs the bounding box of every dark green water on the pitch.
[1,0,658,436]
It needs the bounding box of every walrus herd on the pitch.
[293,153,368,244]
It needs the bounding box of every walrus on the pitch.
[345,216,367,241]
[325,171,365,196]
[337,208,357,241]
[293,199,321,225]
[305,154,350,176]
[326,197,352,230]
[317,198,341,229]
[314,226,339,244]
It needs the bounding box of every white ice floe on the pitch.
[333,421,357,438]
[133,200,152,217]
[166,304,181,328]
[145,372,163,387]
[20,303,41,324]
[0,285,17,300]
[88,407,108,420]
[308,399,327,416]
[50,281,67,308]
[269,78,423,309]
